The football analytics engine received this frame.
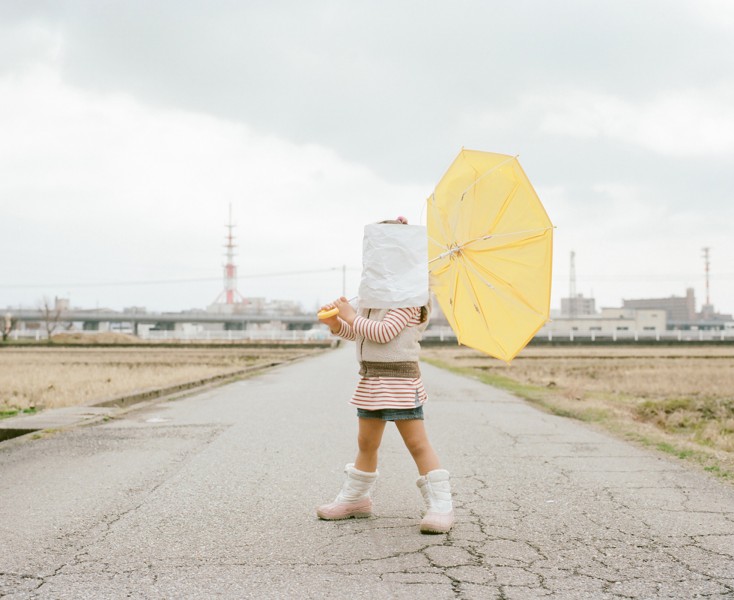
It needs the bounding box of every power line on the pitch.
[0,267,360,290]
[554,273,734,283]
[4,268,733,290]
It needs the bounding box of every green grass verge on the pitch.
[627,434,733,481]
[0,407,37,420]
[423,357,607,422]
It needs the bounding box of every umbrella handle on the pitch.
[317,307,340,320]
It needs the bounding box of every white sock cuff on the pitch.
[426,469,450,482]
[345,463,379,479]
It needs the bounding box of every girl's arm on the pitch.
[350,307,420,344]
[318,297,356,340]
[333,319,357,341]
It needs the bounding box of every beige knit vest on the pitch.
[355,305,430,365]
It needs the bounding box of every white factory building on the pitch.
[539,307,667,339]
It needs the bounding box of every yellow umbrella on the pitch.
[427,149,554,362]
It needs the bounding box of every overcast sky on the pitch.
[2,1,733,316]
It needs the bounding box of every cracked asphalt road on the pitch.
[1,346,733,599]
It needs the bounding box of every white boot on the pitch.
[316,464,378,520]
[416,469,454,533]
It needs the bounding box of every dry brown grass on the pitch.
[1,345,321,412]
[422,344,734,478]
[50,332,141,344]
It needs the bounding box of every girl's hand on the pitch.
[335,296,356,325]
[318,300,341,332]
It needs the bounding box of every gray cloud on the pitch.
[4,0,732,185]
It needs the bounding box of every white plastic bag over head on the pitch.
[358,223,429,309]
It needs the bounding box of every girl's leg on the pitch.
[394,419,441,475]
[396,419,454,533]
[354,417,387,472]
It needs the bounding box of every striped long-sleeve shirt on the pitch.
[335,306,428,411]
[337,307,420,343]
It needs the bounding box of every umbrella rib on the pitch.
[462,252,547,318]
[463,226,554,251]
[450,262,463,338]
[458,260,492,328]
[458,154,517,198]
[449,150,482,239]
[454,253,507,353]
[449,191,466,242]
[429,226,553,264]
[484,179,520,237]
[455,256,510,359]
[427,192,455,257]
[445,155,517,245]
[432,262,476,351]
[429,260,452,278]
[465,227,554,254]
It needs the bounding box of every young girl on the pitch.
[315,217,454,534]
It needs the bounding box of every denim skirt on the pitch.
[357,405,424,421]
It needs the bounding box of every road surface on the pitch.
[1,346,733,599]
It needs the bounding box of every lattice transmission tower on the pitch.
[213,204,246,305]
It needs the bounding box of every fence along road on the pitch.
[1,346,733,598]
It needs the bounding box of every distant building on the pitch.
[561,294,596,317]
[623,287,696,322]
[540,308,666,337]
[53,297,70,312]
[623,287,732,329]
[206,297,304,318]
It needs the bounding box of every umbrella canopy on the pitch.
[427,149,553,362]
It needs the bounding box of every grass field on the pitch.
[0,344,324,416]
[422,344,734,480]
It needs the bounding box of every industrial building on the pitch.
[623,287,732,330]
[548,286,732,338]
[539,307,666,339]
[623,288,696,322]
[547,248,733,337]
[560,293,596,317]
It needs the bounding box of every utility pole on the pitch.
[702,247,711,306]
[569,250,577,317]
